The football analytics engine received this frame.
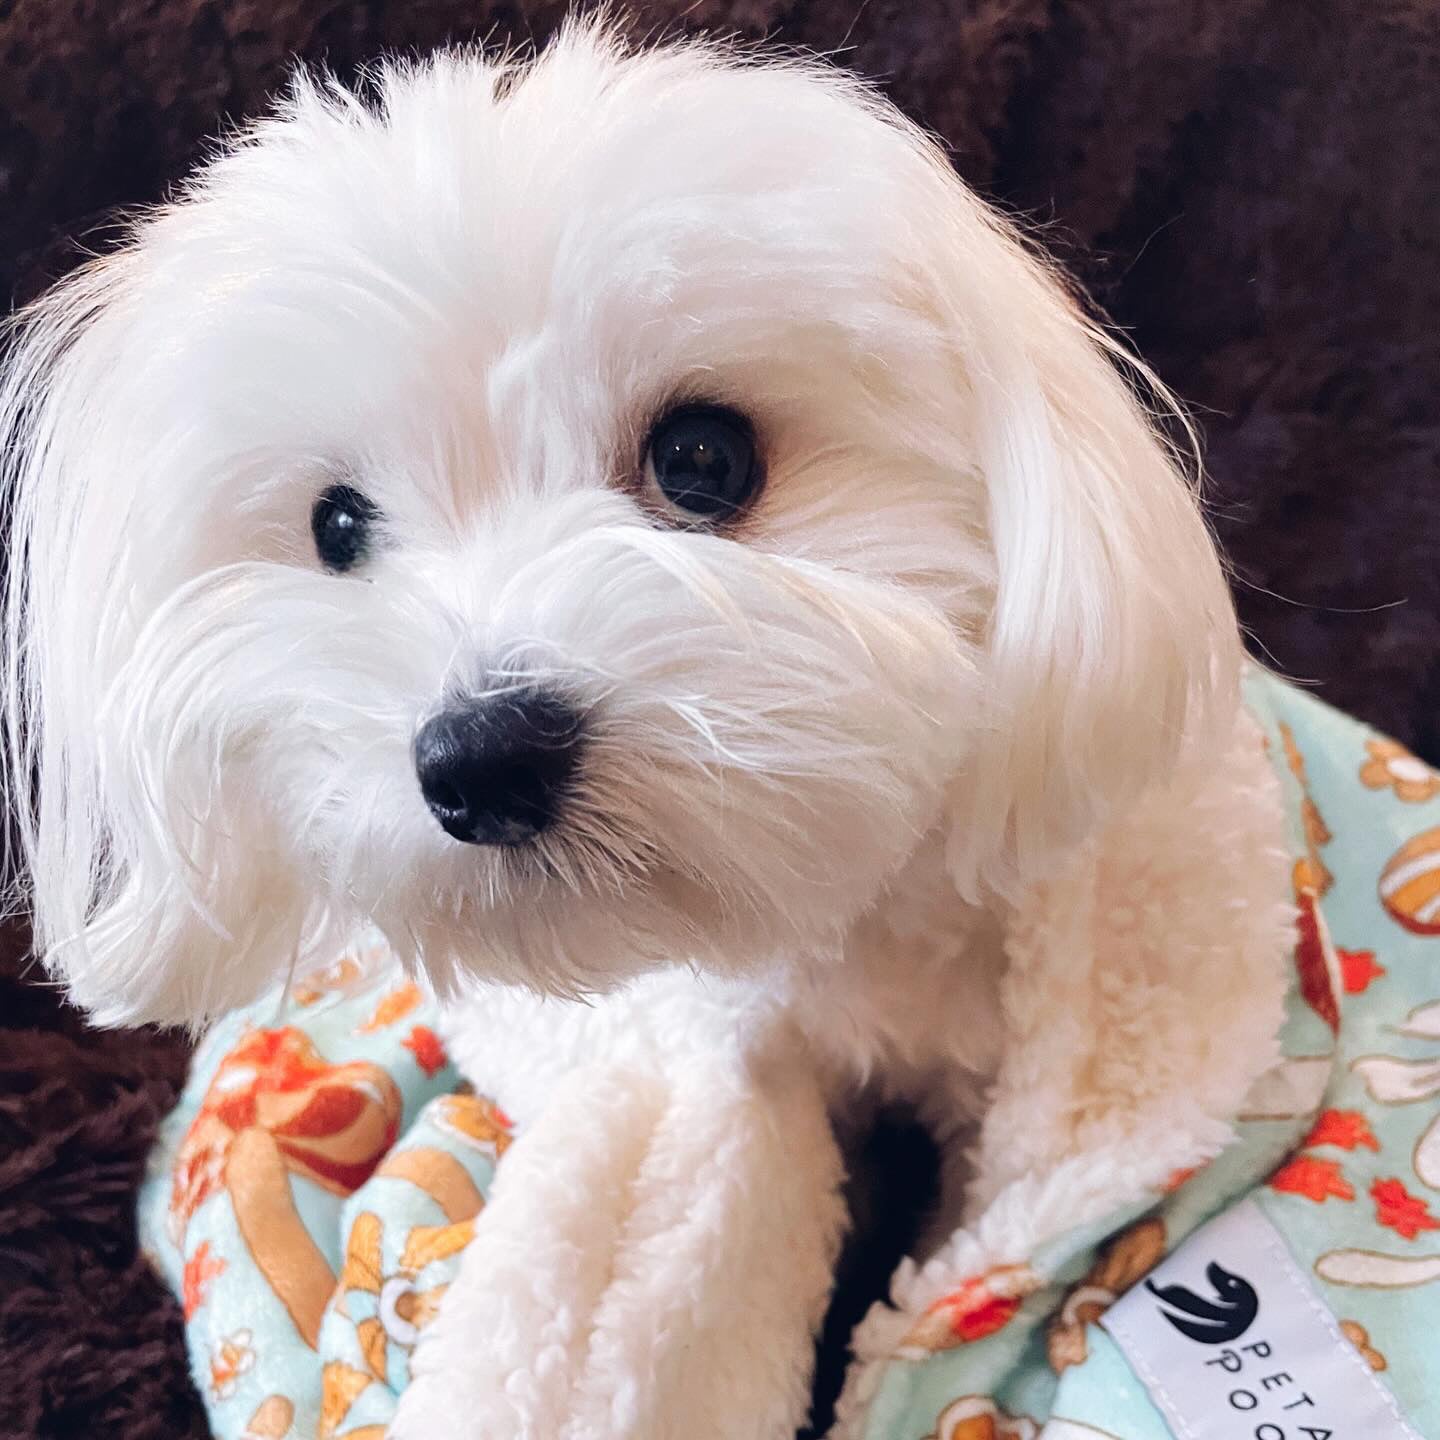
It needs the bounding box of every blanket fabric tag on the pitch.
[1101,1199,1419,1440]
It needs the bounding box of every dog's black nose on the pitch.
[414,690,584,846]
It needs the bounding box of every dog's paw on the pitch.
[393,1053,845,1440]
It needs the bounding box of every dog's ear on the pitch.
[930,191,1241,898]
[1,253,314,1028]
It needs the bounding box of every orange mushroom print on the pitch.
[1339,1320,1388,1372]
[170,1026,402,1348]
[242,1394,296,1440]
[320,1361,374,1439]
[1379,830,1440,935]
[210,1329,258,1401]
[1360,740,1440,804]
[333,1207,475,1370]
[1280,721,1335,897]
[1048,1219,1166,1373]
[923,1395,1039,1440]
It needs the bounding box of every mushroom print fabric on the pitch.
[138,951,511,1439]
[139,671,1440,1439]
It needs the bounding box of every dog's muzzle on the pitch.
[413,688,584,846]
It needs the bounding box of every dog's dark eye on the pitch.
[643,405,762,521]
[311,484,379,572]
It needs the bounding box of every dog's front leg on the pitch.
[391,1024,846,1440]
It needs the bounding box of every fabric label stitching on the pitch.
[1101,1198,1421,1440]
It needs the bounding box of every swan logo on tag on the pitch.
[1146,1261,1259,1344]
[1102,1199,1422,1440]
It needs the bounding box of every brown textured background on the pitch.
[1,2,1437,1435]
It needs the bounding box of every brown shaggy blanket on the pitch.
[1,1,1437,1434]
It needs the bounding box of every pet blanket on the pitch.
[139,671,1440,1439]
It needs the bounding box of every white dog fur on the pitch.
[0,19,1297,1440]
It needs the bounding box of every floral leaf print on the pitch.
[209,1328,256,1401]
[1338,948,1386,994]
[291,955,368,1007]
[1293,851,1335,898]
[182,1239,227,1321]
[1303,1109,1380,1153]
[1372,1178,1440,1240]
[357,1316,388,1380]
[403,1025,448,1077]
[431,1092,514,1159]
[1281,722,1335,897]
[399,1219,475,1273]
[320,1361,372,1440]
[338,1211,385,1306]
[1270,1155,1356,1203]
[357,982,423,1033]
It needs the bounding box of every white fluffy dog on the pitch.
[0,19,1296,1440]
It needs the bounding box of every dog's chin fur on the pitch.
[1,20,1239,1028]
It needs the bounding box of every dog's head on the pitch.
[1,23,1238,1025]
